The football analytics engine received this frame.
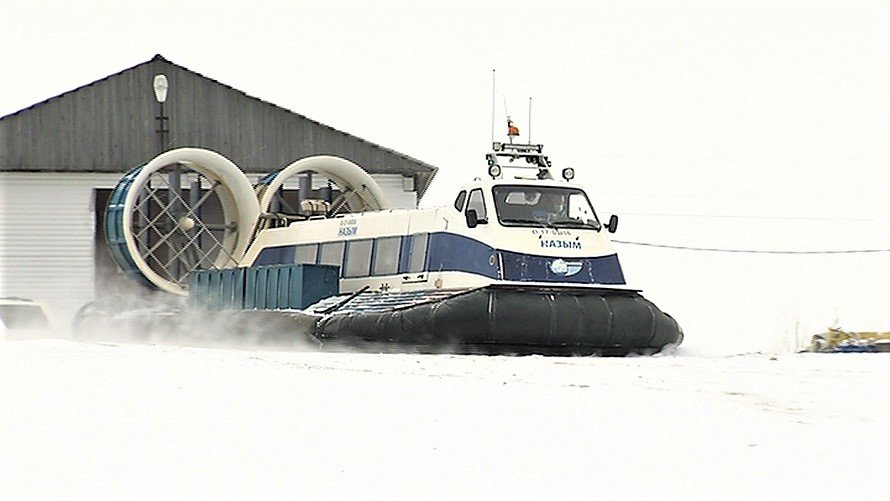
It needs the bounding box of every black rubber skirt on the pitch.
[316,284,682,355]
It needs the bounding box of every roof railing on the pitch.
[485,142,553,180]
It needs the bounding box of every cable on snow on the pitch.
[611,240,890,254]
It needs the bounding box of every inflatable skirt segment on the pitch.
[316,284,683,355]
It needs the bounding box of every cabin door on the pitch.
[401,232,430,285]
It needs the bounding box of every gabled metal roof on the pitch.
[0,54,438,198]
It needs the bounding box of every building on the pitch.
[0,54,438,324]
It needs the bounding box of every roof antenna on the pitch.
[490,69,496,144]
[528,97,532,145]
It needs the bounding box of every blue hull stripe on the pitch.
[427,233,500,278]
[499,249,624,284]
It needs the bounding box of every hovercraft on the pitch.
[100,132,682,355]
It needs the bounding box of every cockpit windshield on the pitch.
[492,185,601,230]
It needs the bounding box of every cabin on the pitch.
[241,175,625,295]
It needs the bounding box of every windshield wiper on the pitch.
[549,218,601,230]
[499,217,554,228]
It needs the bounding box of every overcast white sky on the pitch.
[3,0,887,214]
[2,0,888,338]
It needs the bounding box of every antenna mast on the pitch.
[528,97,532,145]
[490,69,496,144]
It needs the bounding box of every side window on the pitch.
[466,189,487,221]
[407,233,429,273]
[318,241,345,268]
[344,239,373,278]
[454,190,467,212]
[568,192,594,221]
[372,237,401,276]
[295,243,318,265]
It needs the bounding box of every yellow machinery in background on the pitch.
[810,327,890,353]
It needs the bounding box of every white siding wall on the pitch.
[369,174,417,209]
[0,172,121,326]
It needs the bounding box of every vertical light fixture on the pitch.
[153,74,169,153]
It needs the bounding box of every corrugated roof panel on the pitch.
[0,55,438,198]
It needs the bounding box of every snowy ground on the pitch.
[2,334,888,499]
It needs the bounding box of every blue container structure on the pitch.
[189,264,339,311]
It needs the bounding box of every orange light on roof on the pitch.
[507,116,520,137]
